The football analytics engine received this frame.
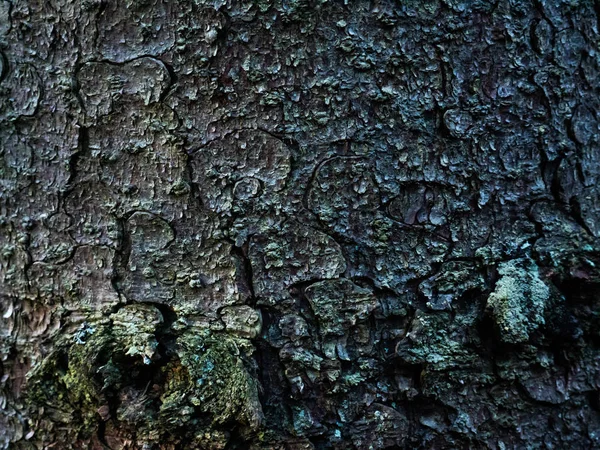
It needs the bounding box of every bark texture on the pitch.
[1,0,600,448]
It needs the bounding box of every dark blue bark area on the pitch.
[1,0,600,448]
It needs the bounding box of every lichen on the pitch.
[486,258,550,344]
[26,320,112,434]
[160,330,263,430]
[25,305,164,437]
[396,309,479,371]
[26,308,263,446]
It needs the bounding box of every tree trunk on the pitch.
[2,0,600,448]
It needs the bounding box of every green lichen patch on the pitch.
[110,303,164,363]
[486,259,550,344]
[25,305,164,437]
[25,308,264,446]
[160,331,263,431]
[25,322,111,434]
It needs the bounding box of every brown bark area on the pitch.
[1,0,600,448]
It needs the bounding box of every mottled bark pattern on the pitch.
[1,0,600,449]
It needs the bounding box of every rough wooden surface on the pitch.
[1,0,600,448]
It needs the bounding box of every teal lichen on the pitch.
[486,258,550,344]
[304,279,377,337]
[397,309,479,371]
[160,331,264,430]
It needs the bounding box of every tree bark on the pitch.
[1,0,600,448]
